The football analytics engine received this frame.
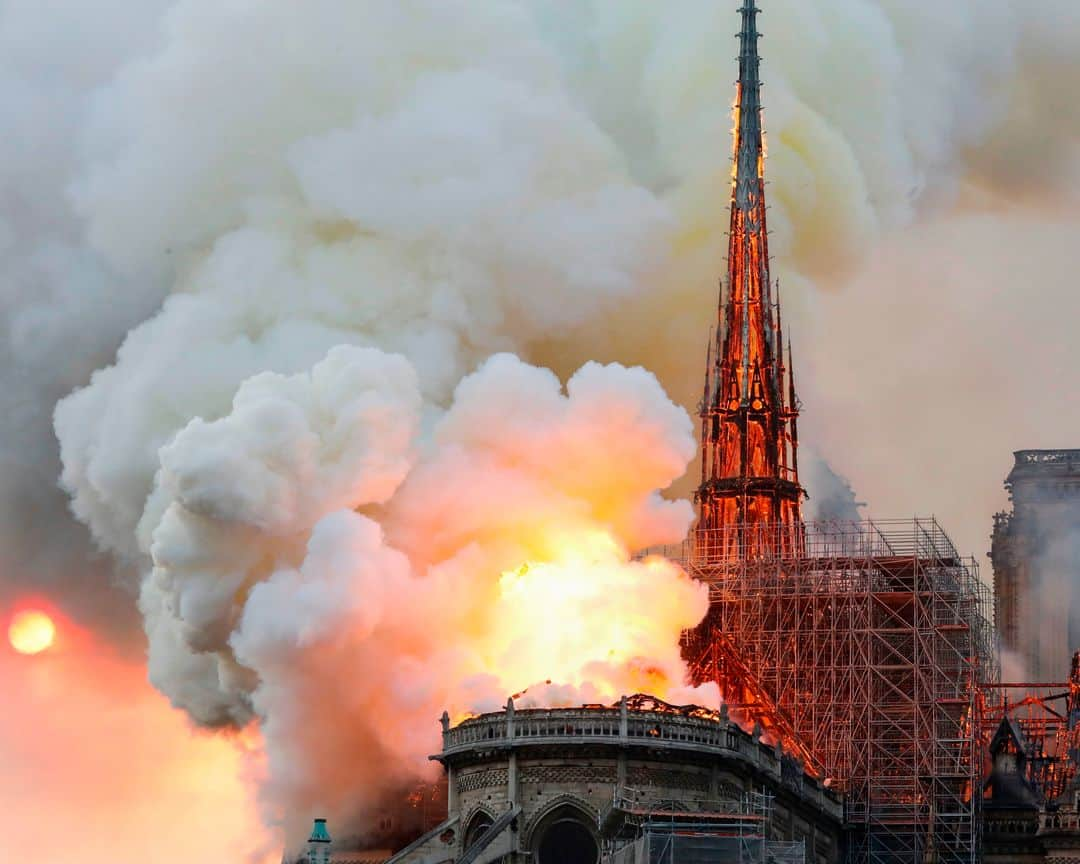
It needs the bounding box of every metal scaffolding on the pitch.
[661,518,996,864]
[603,788,805,864]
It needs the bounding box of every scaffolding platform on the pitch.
[653,518,997,864]
[603,789,804,864]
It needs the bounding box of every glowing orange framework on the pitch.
[696,0,804,560]
[676,7,998,863]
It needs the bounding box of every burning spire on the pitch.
[696,0,805,559]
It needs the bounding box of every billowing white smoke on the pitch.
[53,0,696,832]
[533,0,1023,407]
[139,345,421,728]
[5,0,1071,838]
[113,345,708,825]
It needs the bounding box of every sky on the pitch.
[0,603,270,862]
[2,1,1080,861]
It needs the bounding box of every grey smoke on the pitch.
[804,454,865,524]
[0,0,1065,643]
[0,0,171,642]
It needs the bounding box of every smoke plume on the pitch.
[124,347,709,828]
[0,0,1075,848]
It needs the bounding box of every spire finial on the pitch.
[734,0,764,222]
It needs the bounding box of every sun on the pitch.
[9,610,56,655]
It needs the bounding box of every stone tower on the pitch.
[992,449,1080,679]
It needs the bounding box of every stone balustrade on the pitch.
[436,697,841,818]
[442,702,732,755]
[1016,449,1080,467]
[1041,809,1080,833]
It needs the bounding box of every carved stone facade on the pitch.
[982,808,1080,863]
[384,695,844,864]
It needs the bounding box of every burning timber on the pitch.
[696,0,804,559]
[978,652,1080,862]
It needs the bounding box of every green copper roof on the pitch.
[309,818,331,844]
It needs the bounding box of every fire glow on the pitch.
[116,351,715,829]
[488,537,714,710]
[8,610,56,656]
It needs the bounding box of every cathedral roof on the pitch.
[989,714,1030,757]
[985,716,1039,810]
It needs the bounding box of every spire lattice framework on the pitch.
[681,7,996,863]
[696,0,804,559]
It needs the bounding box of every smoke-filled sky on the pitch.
[2,1,1080,861]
